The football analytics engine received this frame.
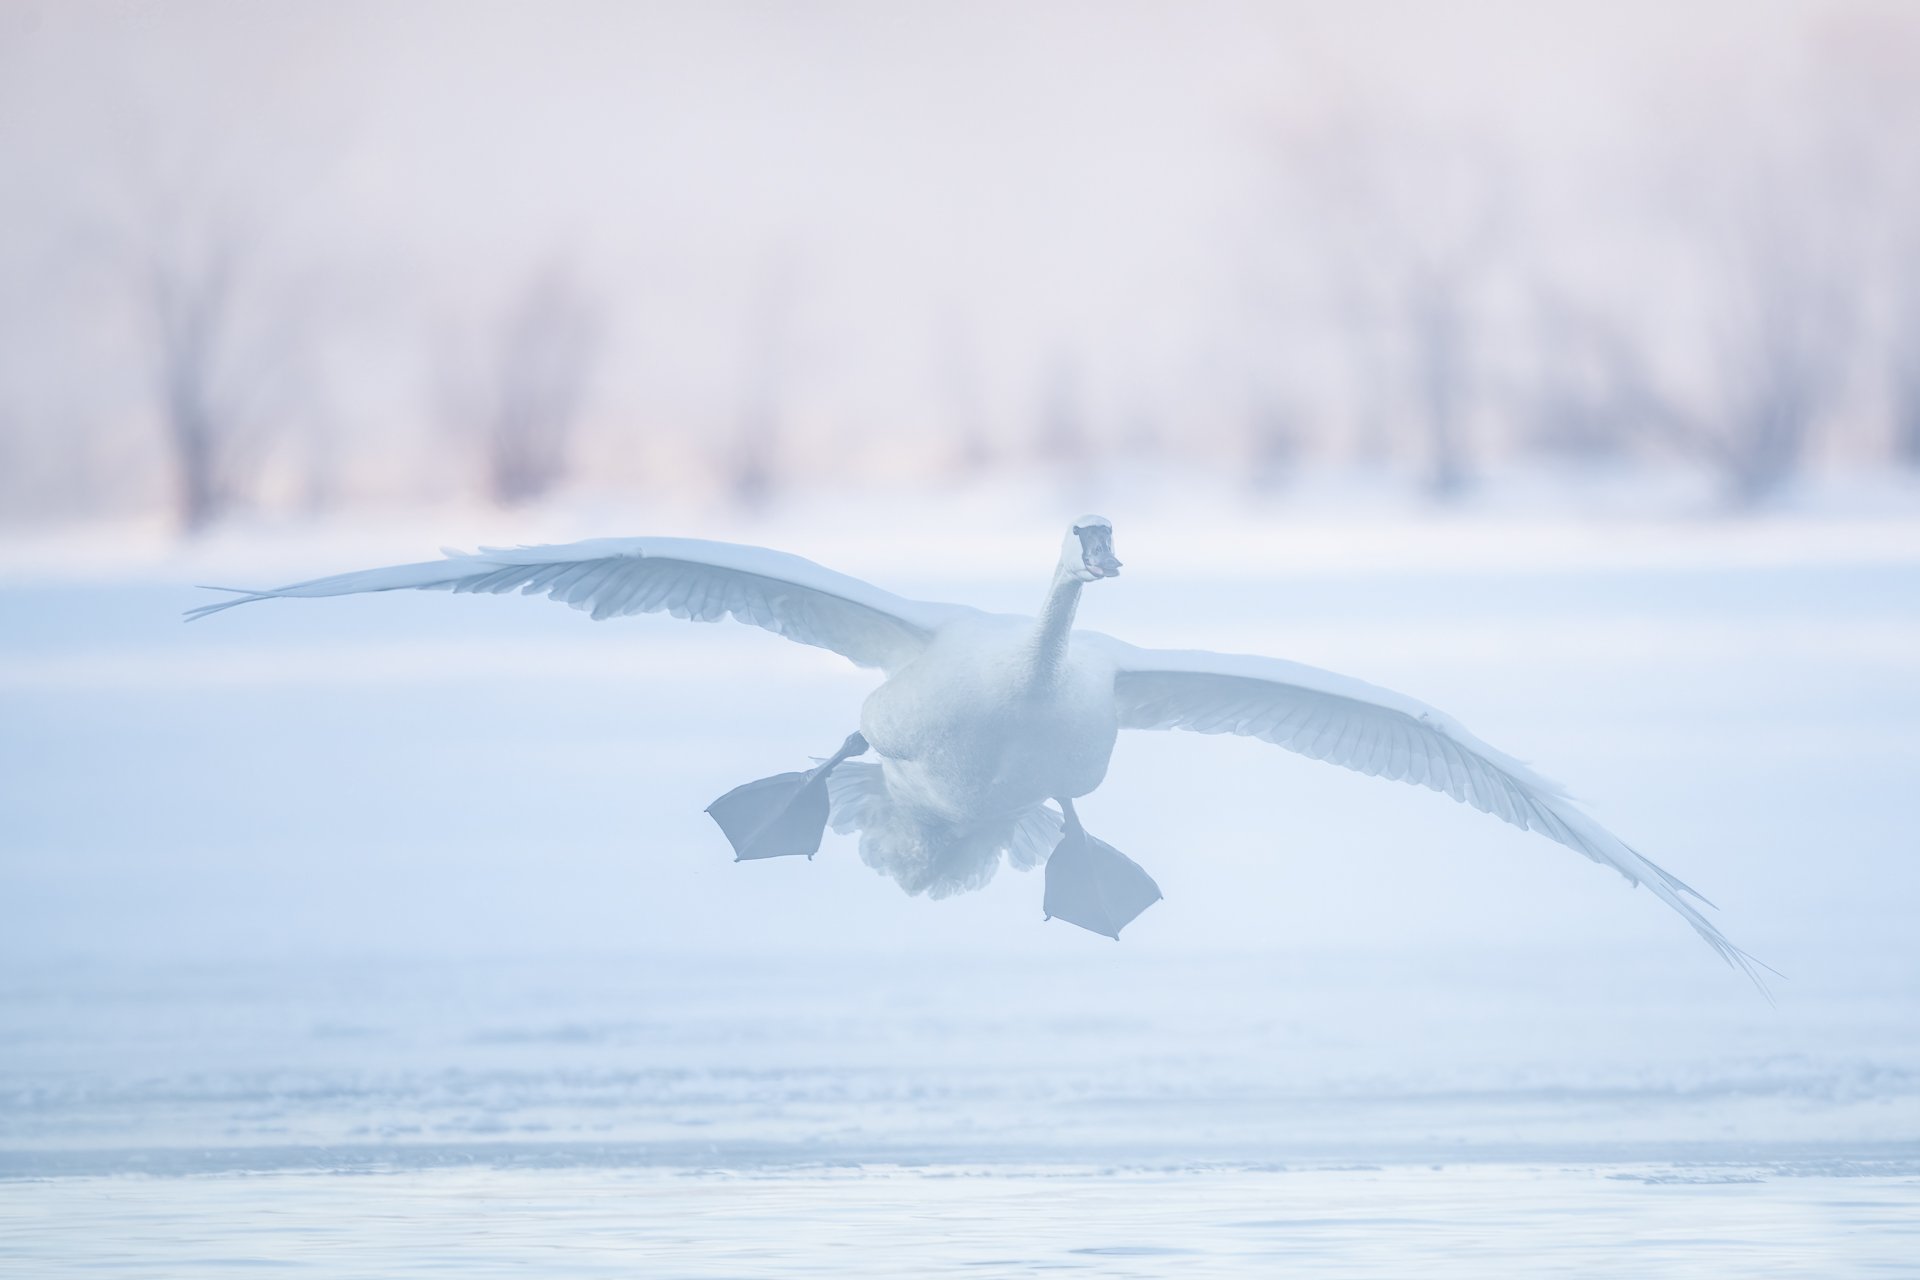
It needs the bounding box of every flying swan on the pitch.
[188,517,1763,984]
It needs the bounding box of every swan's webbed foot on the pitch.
[1042,799,1163,939]
[706,733,867,861]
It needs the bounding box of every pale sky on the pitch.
[0,1,1910,513]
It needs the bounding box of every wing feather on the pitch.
[1091,634,1769,991]
[185,535,971,671]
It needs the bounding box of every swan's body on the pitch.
[852,608,1122,895]
[188,517,1766,986]
[863,614,1120,820]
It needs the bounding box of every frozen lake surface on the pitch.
[1,950,1917,1277]
[6,1161,1918,1278]
[2,512,1917,1273]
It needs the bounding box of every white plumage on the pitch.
[189,517,1765,986]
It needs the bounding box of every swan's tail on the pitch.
[825,762,1061,899]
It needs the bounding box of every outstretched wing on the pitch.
[186,536,971,671]
[1091,635,1769,989]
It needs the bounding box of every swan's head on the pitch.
[1063,515,1121,582]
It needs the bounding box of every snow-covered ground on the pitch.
[2,492,1917,1274]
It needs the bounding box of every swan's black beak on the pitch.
[1074,524,1121,579]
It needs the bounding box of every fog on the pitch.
[2,4,1917,1277]
[5,1,1920,523]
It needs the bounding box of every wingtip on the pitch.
[183,595,262,622]
[183,585,270,622]
[1720,941,1783,1004]
[1638,850,1719,909]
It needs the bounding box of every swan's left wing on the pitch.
[1090,635,1767,987]
[186,536,972,671]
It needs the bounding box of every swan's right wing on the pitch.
[1091,635,1771,991]
[186,536,974,671]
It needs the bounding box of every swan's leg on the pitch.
[705,732,868,862]
[1042,798,1163,939]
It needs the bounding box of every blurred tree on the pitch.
[1034,355,1086,466]
[1243,392,1300,492]
[1541,249,1847,506]
[1404,260,1479,497]
[934,308,992,475]
[1516,290,1643,463]
[1893,275,1920,466]
[477,264,604,506]
[727,257,799,509]
[1290,116,1505,498]
[1701,216,1848,502]
[1802,2,1920,468]
[140,224,302,533]
[1626,161,1853,505]
[1333,283,1395,468]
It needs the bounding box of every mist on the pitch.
[2,4,1917,1276]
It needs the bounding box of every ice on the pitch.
[3,1163,1918,1278]
[2,498,1917,1272]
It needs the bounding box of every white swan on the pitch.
[188,516,1764,984]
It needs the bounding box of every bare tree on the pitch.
[1610,180,1852,505]
[1895,356,1920,466]
[1800,3,1920,468]
[725,257,802,509]
[1515,289,1644,462]
[147,239,238,530]
[1243,391,1300,492]
[1332,281,1395,467]
[1034,354,1086,466]
[1702,219,1847,502]
[477,264,604,506]
[1890,262,1920,466]
[933,308,992,475]
[139,221,305,534]
[1403,260,1480,497]
[1531,238,1846,506]
[1288,117,1505,497]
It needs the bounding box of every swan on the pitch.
[187,516,1764,984]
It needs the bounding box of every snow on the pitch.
[2,492,1917,1273]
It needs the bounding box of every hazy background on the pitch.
[2,4,1917,1274]
[4,0,1920,531]
[1,0,1915,981]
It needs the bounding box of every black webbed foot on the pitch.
[1042,802,1162,939]
[706,733,866,862]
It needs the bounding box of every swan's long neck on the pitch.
[1028,565,1084,687]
